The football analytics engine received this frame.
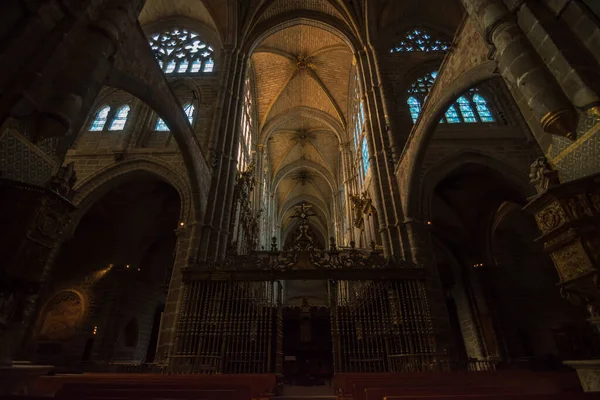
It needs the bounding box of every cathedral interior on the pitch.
[1,0,600,399]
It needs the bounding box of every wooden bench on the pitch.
[334,371,582,400]
[33,373,277,400]
[55,383,248,400]
[382,395,600,400]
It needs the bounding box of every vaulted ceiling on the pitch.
[251,24,353,238]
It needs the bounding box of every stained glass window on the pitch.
[407,97,421,123]
[361,139,370,176]
[473,94,494,122]
[155,103,195,132]
[458,96,477,122]
[149,28,215,75]
[407,71,497,124]
[445,105,461,124]
[108,105,130,131]
[90,106,110,131]
[183,103,195,125]
[391,29,451,53]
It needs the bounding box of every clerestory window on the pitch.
[89,105,131,132]
[406,71,495,124]
[391,28,451,53]
[149,28,215,75]
[155,103,196,132]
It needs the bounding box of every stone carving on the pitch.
[47,162,77,198]
[551,242,592,282]
[350,192,369,228]
[588,192,600,213]
[566,195,593,220]
[535,201,566,234]
[38,290,84,342]
[529,157,560,194]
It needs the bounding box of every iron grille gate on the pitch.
[169,277,438,374]
[170,280,283,374]
[330,280,437,373]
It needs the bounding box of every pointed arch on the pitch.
[89,106,110,131]
[108,105,131,131]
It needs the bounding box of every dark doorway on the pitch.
[282,305,333,387]
[145,304,165,363]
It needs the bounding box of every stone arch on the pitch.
[273,159,336,194]
[260,106,345,146]
[72,158,195,229]
[243,13,361,56]
[416,150,534,222]
[403,60,500,219]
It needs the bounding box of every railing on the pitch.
[439,358,497,372]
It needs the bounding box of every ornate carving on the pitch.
[551,241,593,282]
[566,195,593,220]
[529,157,560,194]
[535,201,566,234]
[47,162,77,199]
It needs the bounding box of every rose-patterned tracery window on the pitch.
[149,28,215,75]
[390,28,451,53]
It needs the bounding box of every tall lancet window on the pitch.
[351,73,369,181]
[149,28,215,75]
[238,76,254,171]
[108,105,130,131]
[89,106,110,131]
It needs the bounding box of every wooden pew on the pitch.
[383,394,600,400]
[365,385,579,400]
[55,383,248,400]
[334,371,582,400]
[33,373,277,399]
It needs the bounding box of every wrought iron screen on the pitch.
[330,279,436,373]
[170,280,283,374]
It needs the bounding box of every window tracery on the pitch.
[351,73,370,180]
[149,28,215,75]
[406,71,496,124]
[391,29,450,53]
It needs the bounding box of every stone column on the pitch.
[355,49,405,257]
[512,1,600,112]
[461,0,578,139]
[523,158,600,391]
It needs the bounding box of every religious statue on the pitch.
[529,157,560,194]
[47,162,77,198]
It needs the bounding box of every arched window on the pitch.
[149,28,215,75]
[445,105,461,124]
[155,103,196,132]
[407,96,421,123]
[89,106,110,131]
[391,28,451,53]
[361,138,370,176]
[108,105,130,131]
[473,94,494,122]
[406,71,496,124]
[457,96,477,123]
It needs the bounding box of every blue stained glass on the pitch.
[178,59,189,73]
[184,103,195,125]
[458,96,477,123]
[361,139,370,176]
[155,118,169,131]
[391,29,451,53]
[191,60,202,73]
[445,105,461,123]
[165,60,176,73]
[473,94,494,122]
[203,59,214,72]
[407,96,421,123]
[90,106,110,131]
[108,105,130,131]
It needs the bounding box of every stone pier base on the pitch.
[564,360,600,392]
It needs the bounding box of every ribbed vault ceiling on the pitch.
[252,24,352,235]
